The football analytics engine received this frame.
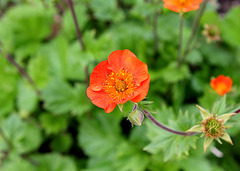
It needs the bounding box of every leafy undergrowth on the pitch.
[0,0,240,170]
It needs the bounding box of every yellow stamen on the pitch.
[104,68,136,102]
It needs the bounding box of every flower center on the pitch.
[104,68,136,103]
[202,116,225,138]
[115,79,126,92]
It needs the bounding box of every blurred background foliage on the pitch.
[0,0,240,170]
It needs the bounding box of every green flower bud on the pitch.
[128,109,144,126]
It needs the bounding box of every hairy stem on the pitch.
[143,110,198,136]
[67,0,86,51]
[177,12,184,67]
[180,0,208,65]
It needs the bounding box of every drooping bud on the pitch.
[202,24,221,43]
[128,109,144,126]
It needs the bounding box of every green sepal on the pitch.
[128,109,144,126]
[118,104,124,113]
[220,132,233,145]
[203,137,214,153]
[216,137,222,144]
[217,113,236,124]
[196,105,211,120]
[185,125,203,133]
[138,100,156,114]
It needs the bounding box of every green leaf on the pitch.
[186,50,203,65]
[89,0,124,22]
[50,133,73,152]
[0,155,35,171]
[0,56,18,117]
[0,114,42,153]
[17,81,38,116]
[42,79,90,115]
[200,43,234,67]
[114,141,150,171]
[0,4,54,56]
[28,54,50,89]
[32,153,77,171]
[201,11,221,27]
[78,110,123,157]
[149,62,190,83]
[157,13,179,42]
[144,109,198,161]
[211,95,226,115]
[198,87,219,111]
[39,113,68,134]
[221,7,240,47]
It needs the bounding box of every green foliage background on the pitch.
[0,0,240,170]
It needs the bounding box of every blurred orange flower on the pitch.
[210,75,232,96]
[87,49,150,113]
[163,0,203,13]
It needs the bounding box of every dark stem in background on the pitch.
[0,127,12,150]
[153,11,159,54]
[67,0,86,51]
[177,12,184,67]
[0,50,40,96]
[180,0,208,65]
[143,110,198,136]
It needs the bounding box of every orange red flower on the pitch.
[163,0,203,13]
[87,49,150,113]
[210,75,232,96]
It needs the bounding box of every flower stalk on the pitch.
[143,110,197,136]
[66,0,85,51]
[177,11,184,67]
[181,0,208,65]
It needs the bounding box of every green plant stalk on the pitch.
[67,0,86,51]
[180,0,208,65]
[177,12,184,67]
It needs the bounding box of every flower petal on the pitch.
[131,75,150,103]
[107,49,137,73]
[105,103,117,113]
[90,60,108,91]
[87,87,116,113]
[163,0,203,13]
[108,49,149,86]
[124,53,149,86]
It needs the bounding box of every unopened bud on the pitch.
[128,109,144,126]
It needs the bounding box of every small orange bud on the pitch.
[210,75,232,96]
